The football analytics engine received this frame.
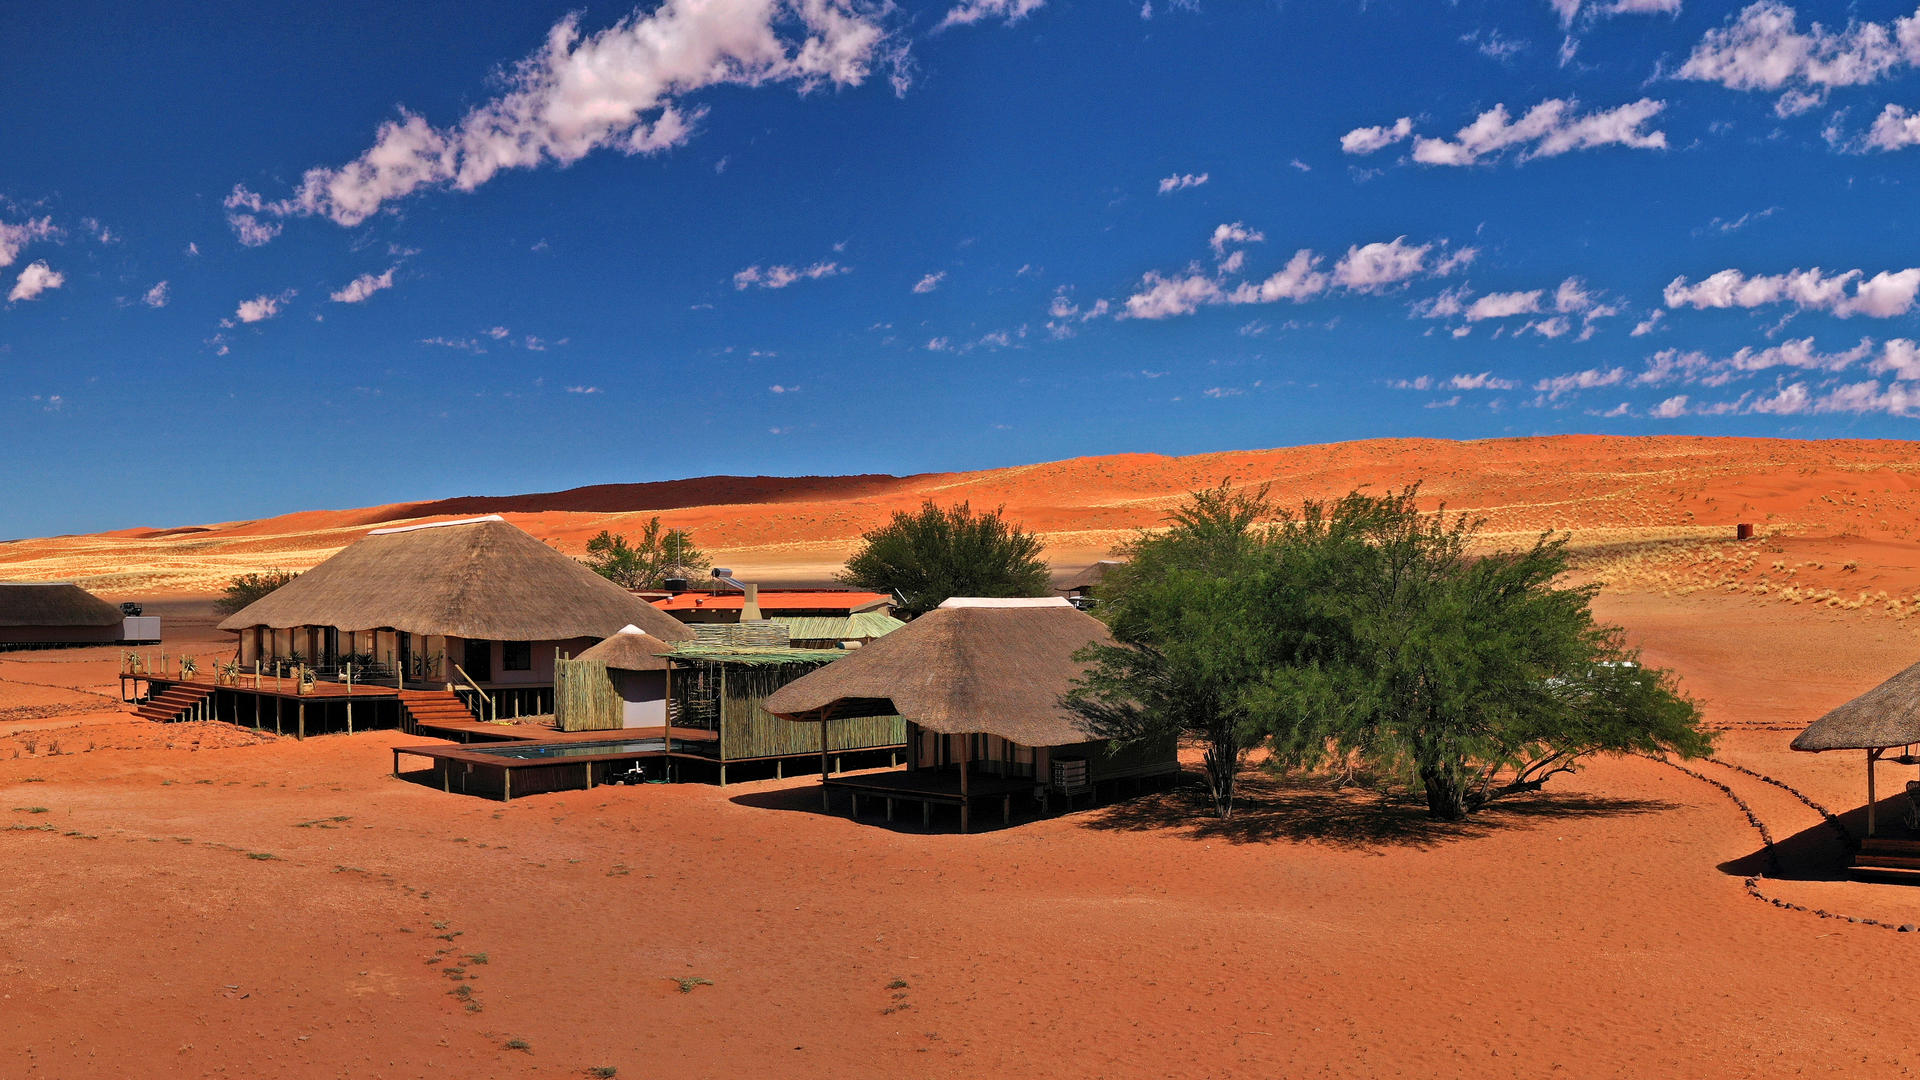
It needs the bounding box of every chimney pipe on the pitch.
[741,582,761,622]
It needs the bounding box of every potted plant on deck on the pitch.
[296,666,317,696]
[179,656,198,681]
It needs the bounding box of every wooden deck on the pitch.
[413,717,720,745]
[392,729,722,801]
[824,768,1044,832]
[127,672,402,703]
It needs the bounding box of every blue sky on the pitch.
[8,0,1920,537]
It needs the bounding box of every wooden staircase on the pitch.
[397,689,477,735]
[1852,836,1920,880]
[135,683,216,723]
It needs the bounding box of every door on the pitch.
[463,638,492,683]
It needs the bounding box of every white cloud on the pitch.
[1157,172,1209,194]
[1631,310,1666,336]
[0,217,57,268]
[238,2,901,232]
[227,212,282,247]
[1333,237,1441,291]
[566,385,601,394]
[939,0,1044,30]
[1123,269,1223,320]
[1649,394,1691,418]
[1679,2,1920,111]
[1524,316,1573,339]
[1466,289,1544,321]
[142,281,170,309]
[1535,366,1627,398]
[1556,0,1681,24]
[1229,249,1328,304]
[1340,117,1412,155]
[1450,371,1519,390]
[330,267,396,303]
[912,271,945,294]
[1875,339,1920,379]
[8,261,64,302]
[1405,98,1667,166]
[734,261,848,290]
[1209,222,1264,255]
[1412,284,1471,319]
[769,384,799,393]
[1866,103,1920,150]
[234,290,295,324]
[1665,266,1920,318]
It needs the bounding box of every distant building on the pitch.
[652,588,902,647]
[0,581,150,650]
[1059,559,1125,609]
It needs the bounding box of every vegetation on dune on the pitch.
[581,519,709,590]
[1070,484,1711,821]
[214,569,300,615]
[839,500,1052,617]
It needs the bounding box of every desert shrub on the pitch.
[215,570,299,616]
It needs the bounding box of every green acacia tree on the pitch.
[1065,483,1281,820]
[839,500,1051,616]
[582,518,710,590]
[1069,484,1711,823]
[1257,488,1712,820]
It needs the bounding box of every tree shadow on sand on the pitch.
[1081,772,1680,852]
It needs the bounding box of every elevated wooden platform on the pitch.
[1853,836,1920,880]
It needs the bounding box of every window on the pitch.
[502,641,532,671]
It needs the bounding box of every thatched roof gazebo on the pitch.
[765,597,1177,830]
[575,624,673,671]
[0,582,124,648]
[1792,661,1920,850]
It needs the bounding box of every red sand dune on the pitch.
[10,435,1920,600]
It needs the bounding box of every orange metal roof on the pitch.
[651,591,891,613]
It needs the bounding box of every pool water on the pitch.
[468,738,699,761]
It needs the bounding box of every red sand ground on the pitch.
[7,436,1920,1077]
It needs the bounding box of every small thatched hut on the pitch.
[0,582,126,649]
[218,516,693,711]
[1060,559,1125,608]
[765,596,1177,830]
[1793,661,1920,868]
[569,624,674,729]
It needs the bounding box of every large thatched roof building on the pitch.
[766,597,1177,830]
[0,582,125,648]
[219,516,691,702]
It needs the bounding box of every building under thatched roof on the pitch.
[0,582,126,648]
[575,624,673,672]
[1059,559,1124,595]
[766,597,1177,830]
[765,596,1109,745]
[220,516,691,642]
[1792,661,1920,752]
[219,516,691,705]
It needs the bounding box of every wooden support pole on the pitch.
[1869,748,1881,838]
[503,769,512,802]
[274,694,282,736]
[297,699,305,741]
[345,664,354,734]
[819,713,831,812]
[959,752,971,834]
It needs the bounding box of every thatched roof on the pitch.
[0,582,122,627]
[1060,559,1124,593]
[764,596,1110,746]
[1792,660,1920,751]
[575,625,673,671]
[216,516,694,643]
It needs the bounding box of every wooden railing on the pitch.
[452,664,495,723]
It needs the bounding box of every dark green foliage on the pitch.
[581,518,709,589]
[215,569,299,615]
[1066,484,1280,820]
[1071,484,1711,823]
[838,500,1051,616]
[1255,488,1710,820]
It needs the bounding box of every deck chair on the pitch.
[1904,780,1920,832]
